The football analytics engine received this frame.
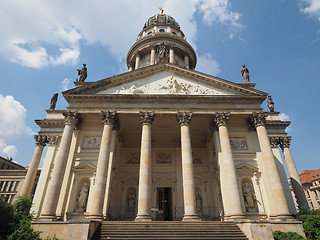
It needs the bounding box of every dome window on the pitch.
[172,32,176,35]
[159,29,165,33]
[147,31,152,35]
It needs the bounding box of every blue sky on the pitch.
[0,0,319,174]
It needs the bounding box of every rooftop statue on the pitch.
[77,64,87,82]
[267,95,275,112]
[241,64,250,83]
[48,93,58,110]
[159,6,164,14]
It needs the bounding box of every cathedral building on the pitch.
[22,9,307,240]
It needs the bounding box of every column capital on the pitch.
[176,112,192,126]
[279,136,291,149]
[62,111,79,127]
[213,112,230,128]
[269,136,280,148]
[139,111,155,125]
[250,112,267,128]
[102,111,119,128]
[34,135,48,147]
[47,135,61,146]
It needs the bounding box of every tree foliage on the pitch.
[0,197,14,240]
[273,230,305,240]
[297,207,320,240]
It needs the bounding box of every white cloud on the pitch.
[0,94,34,157]
[61,78,72,91]
[279,113,291,121]
[0,0,243,69]
[196,53,221,75]
[3,146,18,158]
[300,0,320,20]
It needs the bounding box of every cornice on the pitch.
[35,119,65,128]
[265,121,291,128]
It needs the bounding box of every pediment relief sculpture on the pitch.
[111,76,228,95]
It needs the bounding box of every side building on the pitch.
[300,169,320,210]
[0,156,40,203]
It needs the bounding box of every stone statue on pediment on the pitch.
[48,93,58,110]
[267,95,275,112]
[77,64,87,82]
[241,64,250,83]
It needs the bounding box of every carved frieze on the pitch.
[156,152,172,164]
[82,137,101,150]
[126,152,140,164]
[176,112,192,126]
[230,137,248,151]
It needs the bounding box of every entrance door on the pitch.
[157,187,172,221]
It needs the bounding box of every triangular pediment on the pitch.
[153,173,176,183]
[235,163,259,173]
[73,163,96,172]
[97,71,233,96]
[63,64,267,98]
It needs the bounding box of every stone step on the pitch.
[91,221,248,240]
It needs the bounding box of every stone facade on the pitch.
[300,169,320,210]
[0,156,40,203]
[24,10,307,240]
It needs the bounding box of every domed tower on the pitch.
[127,8,197,71]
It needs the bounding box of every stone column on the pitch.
[40,111,79,220]
[20,135,48,196]
[184,55,189,69]
[176,112,199,221]
[250,112,291,219]
[150,45,155,65]
[135,111,154,221]
[135,52,141,70]
[169,46,174,64]
[213,113,244,219]
[280,137,309,208]
[103,120,120,219]
[90,111,119,220]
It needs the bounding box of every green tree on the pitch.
[297,207,320,240]
[0,198,14,240]
[7,194,41,240]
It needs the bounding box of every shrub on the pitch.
[302,215,320,240]
[7,216,41,240]
[273,230,305,240]
[0,198,14,240]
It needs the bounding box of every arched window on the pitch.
[159,29,165,33]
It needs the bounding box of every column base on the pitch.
[273,215,295,221]
[135,214,152,221]
[182,214,201,221]
[224,214,246,221]
[87,214,103,221]
[38,213,58,221]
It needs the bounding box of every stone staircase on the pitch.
[90,221,248,240]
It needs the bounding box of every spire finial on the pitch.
[159,5,164,14]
